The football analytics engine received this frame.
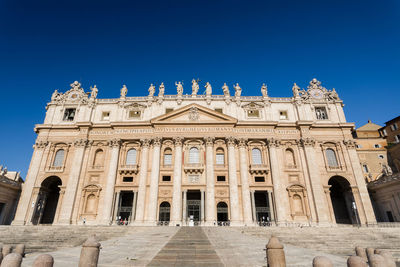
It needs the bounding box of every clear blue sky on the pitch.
[0,0,399,177]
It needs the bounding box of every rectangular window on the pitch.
[129,110,141,118]
[217,176,226,182]
[162,175,171,182]
[362,164,369,173]
[102,111,110,121]
[395,135,400,143]
[356,144,362,148]
[315,107,328,120]
[164,154,172,165]
[391,123,398,131]
[279,111,288,120]
[215,108,223,113]
[165,108,174,114]
[247,110,260,118]
[63,108,76,121]
[374,144,381,148]
[255,176,265,182]
[123,177,133,182]
[216,154,224,165]
[383,129,387,136]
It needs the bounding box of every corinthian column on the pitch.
[171,137,183,225]
[227,137,241,224]
[99,139,121,225]
[12,140,48,225]
[300,137,330,224]
[205,137,216,225]
[238,138,253,225]
[134,139,150,223]
[267,138,286,224]
[145,137,162,224]
[57,139,88,225]
[344,139,376,225]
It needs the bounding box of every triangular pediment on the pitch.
[151,104,237,125]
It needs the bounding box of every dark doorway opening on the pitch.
[217,202,229,222]
[32,176,62,225]
[186,190,201,222]
[254,191,271,222]
[329,176,358,224]
[117,191,134,221]
[159,201,170,222]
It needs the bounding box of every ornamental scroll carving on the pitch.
[108,139,121,148]
[226,137,236,146]
[74,139,89,147]
[204,137,215,147]
[50,81,90,105]
[34,140,48,150]
[152,137,162,147]
[343,139,356,149]
[300,137,315,147]
[173,137,183,146]
[238,138,248,148]
[267,138,281,148]
[140,139,151,148]
[188,107,199,121]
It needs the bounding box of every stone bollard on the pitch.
[78,235,101,267]
[365,247,375,262]
[13,245,25,258]
[355,247,367,262]
[1,246,12,258]
[32,254,54,267]
[347,256,368,267]
[368,254,386,267]
[377,251,396,267]
[266,236,286,267]
[312,256,333,267]
[0,253,22,267]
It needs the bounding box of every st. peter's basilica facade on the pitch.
[12,79,376,226]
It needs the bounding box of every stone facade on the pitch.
[379,116,400,173]
[12,79,376,226]
[0,166,23,224]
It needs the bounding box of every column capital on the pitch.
[299,137,315,147]
[140,138,151,148]
[343,139,356,149]
[173,137,183,146]
[238,138,248,148]
[34,140,48,150]
[108,138,121,148]
[74,138,89,148]
[204,137,215,146]
[226,136,236,146]
[152,137,162,147]
[267,138,281,148]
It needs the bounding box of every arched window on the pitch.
[93,149,104,166]
[326,148,338,167]
[216,148,225,165]
[164,148,172,166]
[285,149,296,167]
[126,149,137,165]
[252,148,262,165]
[189,147,200,164]
[53,149,65,167]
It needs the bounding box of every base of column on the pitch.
[55,219,72,225]
[11,220,26,226]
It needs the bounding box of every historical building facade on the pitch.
[0,166,23,225]
[12,79,376,226]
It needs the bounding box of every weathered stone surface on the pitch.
[368,254,386,267]
[78,235,100,267]
[377,251,396,267]
[355,246,367,261]
[313,256,333,267]
[347,255,368,267]
[267,236,286,267]
[366,247,375,262]
[0,253,22,267]
[1,246,12,258]
[32,254,54,267]
[13,245,24,258]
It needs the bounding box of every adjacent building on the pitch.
[0,166,23,224]
[12,78,376,226]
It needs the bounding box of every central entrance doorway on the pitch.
[116,191,134,223]
[186,190,201,225]
[254,191,272,223]
[329,176,358,224]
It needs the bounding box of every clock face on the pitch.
[310,89,324,99]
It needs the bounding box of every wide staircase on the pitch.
[235,225,400,261]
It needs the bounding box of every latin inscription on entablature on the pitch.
[89,127,299,136]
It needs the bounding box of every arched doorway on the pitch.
[328,176,358,224]
[31,176,62,225]
[217,202,229,223]
[158,202,170,223]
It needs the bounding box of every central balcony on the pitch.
[119,164,139,175]
[184,163,204,174]
[249,164,269,175]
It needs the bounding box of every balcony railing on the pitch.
[119,164,139,175]
[184,163,204,174]
[249,164,269,174]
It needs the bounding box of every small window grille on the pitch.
[247,110,260,118]
[126,149,137,165]
[315,107,328,120]
[162,175,171,182]
[129,110,141,118]
[216,152,224,165]
[215,108,223,113]
[255,176,265,182]
[63,108,76,121]
[217,176,226,182]
[123,177,133,182]
[102,112,110,121]
[326,149,338,167]
[53,149,65,167]
[279,111,288,120]
[252,148,262,165]
[188,147,200,164]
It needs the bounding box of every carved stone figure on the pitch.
[158,82,165,97]
[261,84,268,98]
[148,84,155,97]
[120,85,128,98]
[70,81,82,90]
[175,81,183,96]
[191,79,199,96]
[51,90,60,101]
[234,83,242,98]
[292,83,300,98]
[90,85,98,99]
[222,83,230,97]
[327,88,339,100]
[205,82,212,96]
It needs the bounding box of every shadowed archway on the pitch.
[328,176,358,224]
